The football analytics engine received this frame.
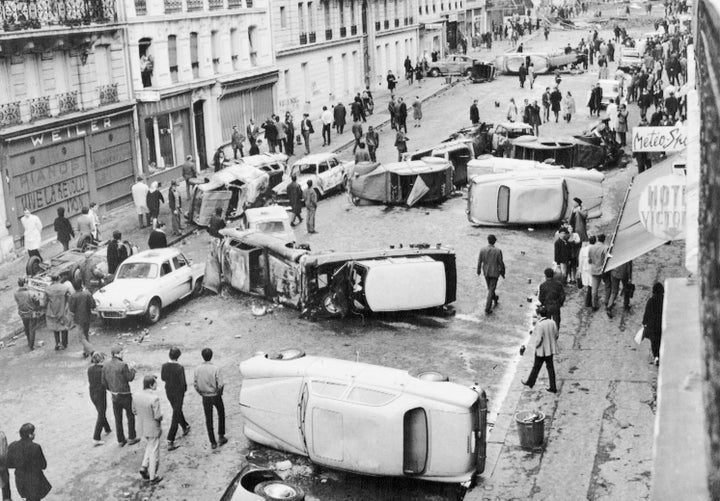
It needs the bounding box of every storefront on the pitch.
[217,71,278,144]
[0,104,136,244]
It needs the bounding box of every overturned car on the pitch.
[346,158,454,207]
[403,140,475,186]
[204,229,457,318]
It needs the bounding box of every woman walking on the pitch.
[642,282,664,365]
[563,91,576,122]
[412,97,422,127]
[88,352,112,446]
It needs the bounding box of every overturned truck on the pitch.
[204,229,457,318]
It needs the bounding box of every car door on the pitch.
[156,260,179,305]
[325,157,343,190]
[170,253,194,300]
[317,161,331,193]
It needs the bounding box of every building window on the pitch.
[383,0,388,22]
[280,6,287,28]
[168,35,178,83]
[211,30,220,74]
[308,1,315,32]
[230,28,240,70]
[144,110,190,169]
[350,0,356,25]
[139,38,153,88]
[298,3,306,33]
[284,69,291,96]
[190,32,199,78]
[339,0,345,26]
[248,26,258,66]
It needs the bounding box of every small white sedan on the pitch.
[273,152,349,202]
[94,248,205,324]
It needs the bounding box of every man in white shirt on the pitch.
[21,208,43,259]
[321,106,333,146]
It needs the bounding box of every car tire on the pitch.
[253,481,305,501]
[411,370,449,382]
[26,256,42,277]
[322,292,343,316]
[145,297,162,324]
[429,68,440,77]
[268,349,306,361]
[465,68,473,77]
[192,277,204,297]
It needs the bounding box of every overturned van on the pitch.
[204,229,457,317]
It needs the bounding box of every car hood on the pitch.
[94,279,153,306]
[273,173,314,195]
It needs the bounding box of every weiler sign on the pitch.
[632,126,688,152]
[638,174,686,241]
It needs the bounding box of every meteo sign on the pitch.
[637,174,686,241]
[632,126,688,152]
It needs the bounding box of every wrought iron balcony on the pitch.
[350,24,357,35]
[308,31,316,43]
[135,0,147,15]
[340,26,346,37]
[187,0,203,11]
[228,0,242,7]
[209,0,224,10]
[29,96,51,122]
[57,91,79,115]
[164,0,182,14]
[325,28,332,40]
[0,0,117,31]
[299,33,307,44]
[98,83,118,105]
[0,102,21,128]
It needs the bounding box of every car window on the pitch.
[297,163,316,175]
[346,386,397,406]
[311,380,349,398]
[497,185,510,223]
[160,261,172,276]
[116,262,158,279]
[318,162,329,173]
[173,254,188,269]
[254,221,286,233]
[327,157,339,168]
[403,408,428,475]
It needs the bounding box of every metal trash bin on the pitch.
[514,411,545,450]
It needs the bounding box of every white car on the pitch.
[239,351,487,483]
[597,79,624,108]
[273,152,349,202]
[618,48,643,72]
[94,248,205,324]
[240,206,296,244]
[467,168,604,226]
[492,122,535,152]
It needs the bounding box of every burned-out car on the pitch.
[273,152,350,203]
[220,463,304,501]
[443,123,494,157]
[492,122,535,155]
[403,140,475,186]
[346,159,454,207]
[204,229,457,317]
[239,351,487,483]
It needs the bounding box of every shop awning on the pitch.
[603,155,683,272]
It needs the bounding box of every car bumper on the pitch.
[96,308,145,319]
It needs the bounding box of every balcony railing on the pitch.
[350,24,357,35]
[228,0,243,7]
[0,102,22,128]
[340,26,346,37]
[57,91,79,115]
[135,0,147,15]
[187,0,203,11]
[384,20,389,29]
[164,0,182,14]
[325,28,332,40]
[394,18,399,27]
[29,96,51,122]
[309,31,316,43]
[98,84,119,105]
[209,0,224,9]
[299,33,307,44]
[0,0,117,31]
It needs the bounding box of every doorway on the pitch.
[193,100,208,170]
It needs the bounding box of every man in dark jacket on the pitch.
[538,267,566,329]
[107,231,126,275]
[333,102,347,134]
[470,100,480,125]
[518,63,527,88]
[365,126,379,162]
[231,125,245,159]
[53,207,74,251]
[167,180,183,236]
[161,347,190,451]
[263,117,278,153]
[550,86,563,122]
[69,281,96,358]
[148,222,168,249]
[101,345,139,446]
[477,234,506,315]
[396,98,408,133]
[554,228,572,283]
[208,208,226,239]
[7,423,52,501]
[14,278,42,351]
[287,174,304,226]
[181,156,197,200]
[664,91,679,121]
[146,182,164,227]
[351,119,364,154]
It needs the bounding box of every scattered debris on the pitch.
[234,334,242,339]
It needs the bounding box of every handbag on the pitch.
[634,327,644,345]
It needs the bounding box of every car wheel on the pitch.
[192,277,204,297]
[411,370,449,382]
[253,481,305,501]
[465,68,473,77]
[429,68,440,77]
[268,349,306,361]
[26,256,42,277]
[322,292,343,315]
[145,297,162,324]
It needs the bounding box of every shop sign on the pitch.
[27,118,113,148]
[631,126,688,152]
[638,174,686,240]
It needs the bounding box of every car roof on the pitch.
[244,206,290,222]
[123,248,180,264]
[384,158,452,175]
[292,152,337,165]
[496,122,533,130]
[239,153,288,167]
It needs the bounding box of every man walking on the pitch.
[194,348,227,450]
[168,180,183,236]
[351,119,363,154]
[470,99,480,125]
[231,125,245,159]
[518,63,527,88]
[45,274,72,351]
[521,306,559,393]
[607,260,633,314]
[396,97,408,133]
[68,281,96,358]
[21,209,43,260]
[247,118,260,151]
[287,174,304,226]
[300,113,313,154]
[303,180,318,234]
[365,126,379,162]
[181,156,197,201]
[146,181,165,228]
[321,106,333,146]
[53,207,74,251]
[14,278,42,351]
[538,268,565,329]
[477,234,506,315]
[102,345,140,447]
[107,231,127,275]
[333,102,347,134]
[133,375,163,484]
[542,87,551,123]
[132,177,151,229]
[588,233,608,311]
[161,347,190,451]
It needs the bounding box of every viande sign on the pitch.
[632,126,688,152]
[638,174,686,241]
